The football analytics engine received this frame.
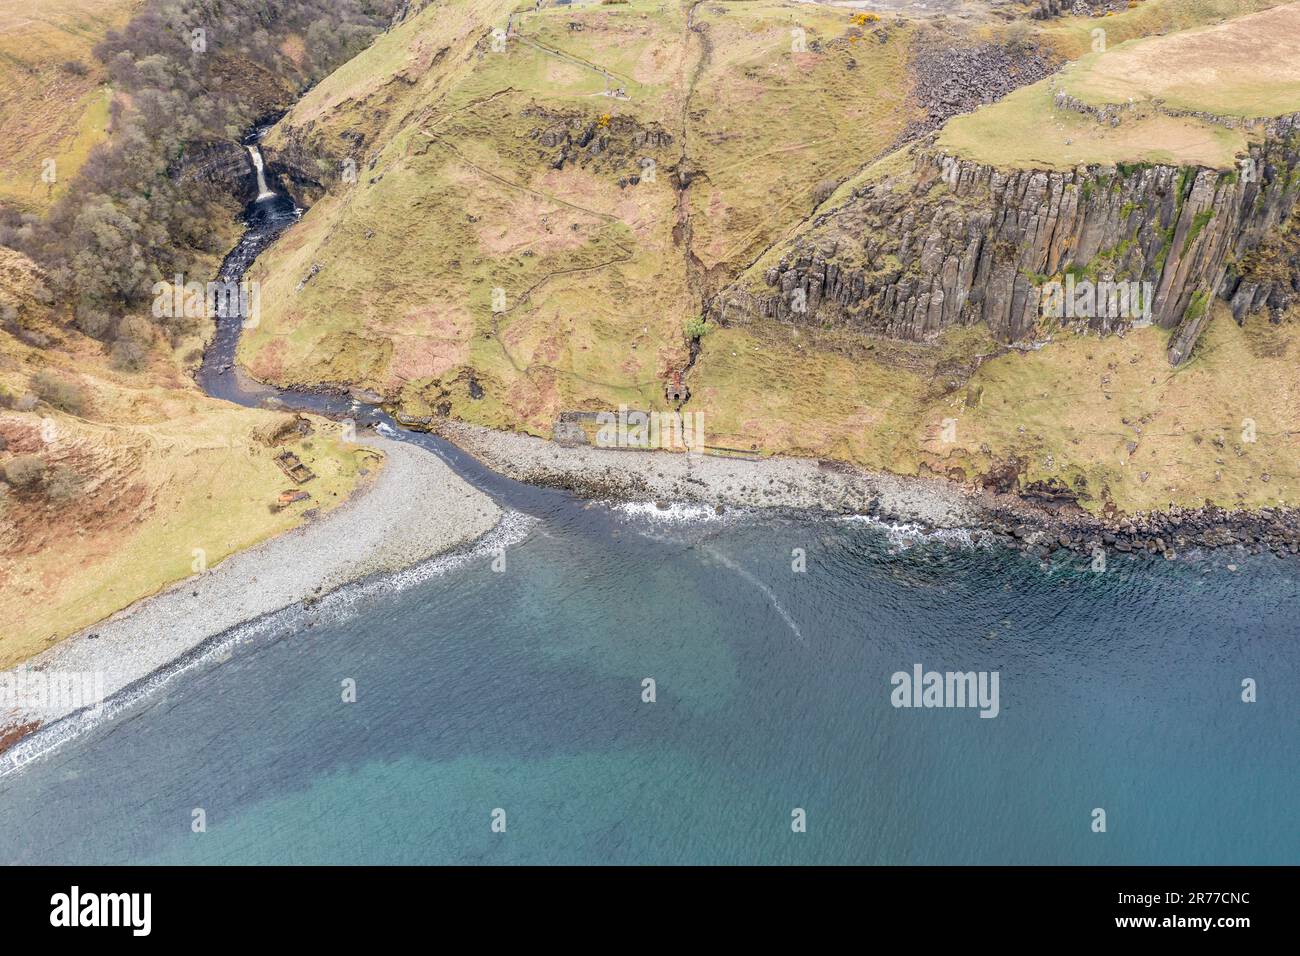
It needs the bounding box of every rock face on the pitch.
[173,141,259,202]
[713,129,1300,364]
[1031,0,1129,19]
[261,120,339,206]
[903,38,1055,140]
[524,107,674,177]
[1224,198,1300,324]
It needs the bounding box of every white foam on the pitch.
[611,501,734,525]
[837,514,990,549]
[0,511,535,779]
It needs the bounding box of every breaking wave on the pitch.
[0,511,535,779]
[836,514,992,550]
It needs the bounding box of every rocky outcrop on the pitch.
[1031,0,1129,19]
[903,37,1056,140]
[1224,201,1300,323]
[1051,91,1132,128]
[260,120,343,206]
[1054,92,1300,140]
[713,131,1300,364]
[173,141,259,202]
[525,107,674,177]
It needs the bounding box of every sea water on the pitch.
[1,504,1296,864]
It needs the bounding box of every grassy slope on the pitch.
[246,0,682,431]
[1038,0,1284,56]
[932,305,1300,512]
[0,248,376,667]
[1058,3,1300,116]
[681,5,917,275]
[241,0,920,434]
[240,0,1300,515]
[938,81,1248,170]
[0,0,136,214]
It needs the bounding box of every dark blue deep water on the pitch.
[1,500,1296,865]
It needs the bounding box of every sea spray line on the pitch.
[614,501,990,549]
[313,509,535,612]
[612,500,742,525]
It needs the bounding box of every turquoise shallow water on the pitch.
[1,505,1297,864]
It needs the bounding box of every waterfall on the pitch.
[246,145,276,201]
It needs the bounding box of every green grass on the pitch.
[245,0,922,435]
[1056,3,1300,118]
[938,79,1247,171]
[939,2,1300,171]
[1041,0,1285,57]
[682,4,918,272]
[935,306,1300,512]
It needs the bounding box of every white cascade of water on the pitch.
[246,144,276,200]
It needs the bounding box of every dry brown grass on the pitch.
[1063,3,1300,117]
[0,0,136,213]
[0,246,374,666]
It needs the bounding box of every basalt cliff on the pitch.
[713,122,1300,366]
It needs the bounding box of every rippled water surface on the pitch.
[2,505,1296,864]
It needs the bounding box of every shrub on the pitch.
[45,464,85,502]
[111,338,149,370]
[683,317,710,340]
[111,315,154,370]
[2,455,47,488]
[72,305,114,339]
[15,327,51,349]
[31,370,88,415]
[61,60,90,77]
